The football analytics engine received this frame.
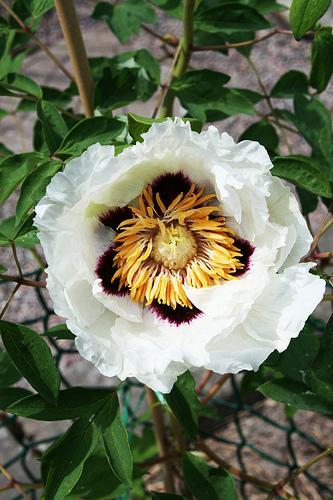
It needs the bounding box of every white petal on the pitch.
[34,119,324,393]
[205,263,325,374]
[64,278,104,328]
[92,279,143,322]
[184,250,270,327]
[267,177,312,269]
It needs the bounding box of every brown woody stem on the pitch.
[54,0,94,117]
[0,274,46,288]
[145,387,175,493]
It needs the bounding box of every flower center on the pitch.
[99,173,245,310]
[152,223,197,270]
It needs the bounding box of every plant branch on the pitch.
[4,91,81,121]
[0,463,31,499]
[0,0,73,82]
[0,283,21,320]
[196,440,274,491]
[54,0,94,118]
[192,28,292,51]
[314,251,333,260]
[201,374,231,405]
[11,242,23,278]
[266,116,300,135]
[145,387,175,493]
[142,24,179,46]
[247,57,292,154]
[196,370,213,394]
[267,447,333,499]
[159,0,196,118]
[302,212,333,262]
[0,274,46,288]
[140,452,180,469]
[0,463,42,497]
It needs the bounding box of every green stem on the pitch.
[159,0,195,118]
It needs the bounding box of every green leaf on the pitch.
[289,0,331,40]
[64,448,127,499]
[134,48,160,84]
[0,152,44,204]
[56,117,126,157]
[37,100,68,154]
[0,387,32,408]
[151,0,183,17]
[92,0,156,43]
[0,321,60,405]
[297,187,318,215]
[0,143,12,157]
[43,418,99,500]
[293,94,333,167]
[128,113,202,142]
[182,452,238,500]
[0,349,22,389]
[94,392,133,486]
[43,324,75,340]
[171,70,260,121]
[0,215,38,247]
[165,371,201,439]
[310,28,333,93]
[93,50,160,110]
[0,264,6,273]
[271,155,332,198]
[258,379,333,414]
[270,70,308,98]
[128,113,162,142]
[132,427,157,464]
[5,388,114,420]
[15,159,62,225]
[305,314,333,402]
[31,0,54,19]
[14,227,39,247]
[240,0,286,14]
[0,72,42,97]
[171,69,230,93]
[0,29,26,80]
[152,493,185,499]
[239,119,279,153]
[265,325,320,383]
[194,3,271,34]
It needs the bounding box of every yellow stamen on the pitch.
[109,178,244,309]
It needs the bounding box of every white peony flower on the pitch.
[34,118,325,393]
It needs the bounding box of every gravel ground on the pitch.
[1,2,333,498]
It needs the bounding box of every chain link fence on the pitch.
[1,270,333,499]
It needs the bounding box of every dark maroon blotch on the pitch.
[149,301,202,326]
[151,171,192,211]
[95,245,128,296]
[99,206,133,231]
[234,238,255,276]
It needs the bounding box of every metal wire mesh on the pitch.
[1,270,333,500]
